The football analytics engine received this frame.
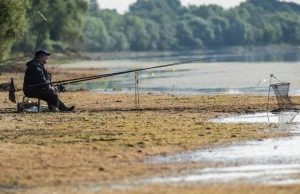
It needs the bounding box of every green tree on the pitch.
[95,9,124,32]
[176,21,203,49]
[225,18,255,45]
[208,16,229,45]
[0,0,30,59]
[89,0,99,14]
[130,0,182,19]
[188,17,215,46]
[83,16,111,51]
[124,15,151,51]
[110,32,130,51]
[190,5,224,19]
[144,20,160,50]
[13,0,88,55]
[262,23,277,43]
[47,0,88,50]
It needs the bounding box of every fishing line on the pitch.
[37,11,47,21]
[27,11,48,21]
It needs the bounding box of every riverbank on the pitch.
[0,70,300,193]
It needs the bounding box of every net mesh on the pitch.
[270,82,294,110]
[278,111,298,130]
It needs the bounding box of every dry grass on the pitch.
[1,70,300,194]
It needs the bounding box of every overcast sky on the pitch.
[97,0,300,14]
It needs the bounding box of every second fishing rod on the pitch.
[29,57,215,88]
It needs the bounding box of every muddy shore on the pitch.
[0,67,300,194]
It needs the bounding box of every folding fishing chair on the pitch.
[9,77,41,112]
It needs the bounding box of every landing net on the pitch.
[269,82,299,130]
[270,82,295,110]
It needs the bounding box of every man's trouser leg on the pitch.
[35,90,68,111]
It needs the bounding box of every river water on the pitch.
[61,46,300,96]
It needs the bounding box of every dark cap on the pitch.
[35,49,51,57]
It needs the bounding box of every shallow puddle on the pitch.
[210,111,300,124]
[140,164,300,186]
[144,112,300,186]
[148,135,300,164]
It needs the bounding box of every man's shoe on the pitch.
[62,105,75,112]
[68,105,75,111]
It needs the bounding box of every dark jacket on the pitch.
[23,58,52,96]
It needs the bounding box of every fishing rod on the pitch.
[29,57,215,88]
[0,56,30,65]
[29,46,300,89]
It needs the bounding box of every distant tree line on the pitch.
[86,0,300,51]
[1,0,300,59]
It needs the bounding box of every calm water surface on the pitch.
[62,47,300,95]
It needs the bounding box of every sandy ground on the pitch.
[0,67,300,193]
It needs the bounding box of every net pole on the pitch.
[135,72,137,108]
[135,71,139,109]
[267,74,273,122]
[137,71,140,108]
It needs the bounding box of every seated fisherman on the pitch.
[23,49,75,112]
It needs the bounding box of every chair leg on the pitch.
[38,99,40,112]
[22,96,41,113]
[22,96,26,113]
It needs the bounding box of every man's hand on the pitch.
[57,84,66,92]
[49,86,57,93]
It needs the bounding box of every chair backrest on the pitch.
[9,77,17,103]
[270,82,294,109]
